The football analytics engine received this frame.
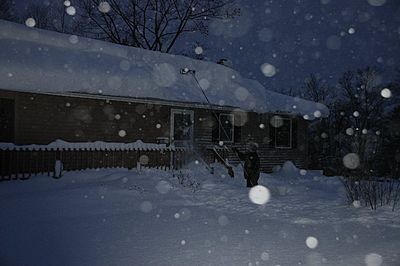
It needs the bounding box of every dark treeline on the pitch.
[301,67,400,179]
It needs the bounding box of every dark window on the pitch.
[0,98,14,142]
[172,111,193,141]
[234,122,241,143]
[292,119,298,149]
[270,116,293,148]
[212,112,240,143]
[212,114,219,142]
[219,114,234,142]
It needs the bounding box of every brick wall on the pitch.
[0,89,310,172]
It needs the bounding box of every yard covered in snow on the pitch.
[0,162,399,266]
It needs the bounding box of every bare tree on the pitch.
[0,0,16,21]
[303,74,331,103]
[77,0,238,53]
[22,2,54,29]
[21,2,79,34]
[301,74,344,171]
[338,67,388,172]
[301,68,392,174]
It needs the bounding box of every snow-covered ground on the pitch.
[1,162,399,266]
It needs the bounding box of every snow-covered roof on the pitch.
[0,20,328,118]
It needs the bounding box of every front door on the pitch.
[170,109,194,147]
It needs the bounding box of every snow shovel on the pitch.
[213,147,234,178]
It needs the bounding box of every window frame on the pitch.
[274,117,292,149]
[218,113,234,143]
[170,109,194,144]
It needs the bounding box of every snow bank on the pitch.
[0,139,181,151]
[0,20,328,118]
[1,164,400,265]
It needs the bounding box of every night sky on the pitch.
[13,0,400,93]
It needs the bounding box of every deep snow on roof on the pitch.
[0,20,328,117]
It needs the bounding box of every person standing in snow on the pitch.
[233,143,260,187]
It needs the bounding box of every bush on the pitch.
[173,171,200,193]
[341,176,400,211]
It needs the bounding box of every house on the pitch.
[0,20,328,173]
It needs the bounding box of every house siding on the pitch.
[207,112,309,172]
[0,89,310,172]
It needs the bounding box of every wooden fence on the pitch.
[0,148,187,181]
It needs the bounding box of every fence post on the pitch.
[0,149,6,180]
[0,149,3,181]
[137,150,141,171]
[12,150,17,180]
[169,150,173,170]
[47,149,51,176]
[28,149,32,179]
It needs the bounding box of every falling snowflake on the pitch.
[261,252,270,261]
[305,236,318,249]
[139,155,149,165]
[98,1,111,13]
[68,35,79,44]
[380,88,391,98]
[218,215,229,226]
[258,28,273,42]
[194,46,203,55]
[234,87,249,101]
[118,130,127,137]
[343,153,360,169]
[25,18,36,28]
[260,63,276,77]
[367,0,386,7]
[313,110,322,118]
[249,185,271,205]
[155,180,172,194]
[364,253,383,266]
[346,128,354,136]
[119,60,131,71]
[198,78,210,90]
[66,6,76,16]
[140,201,153,213]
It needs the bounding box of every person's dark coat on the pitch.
[235,149,260,187]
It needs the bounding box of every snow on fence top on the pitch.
[0,139,181,151]
[0,20,328,118]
